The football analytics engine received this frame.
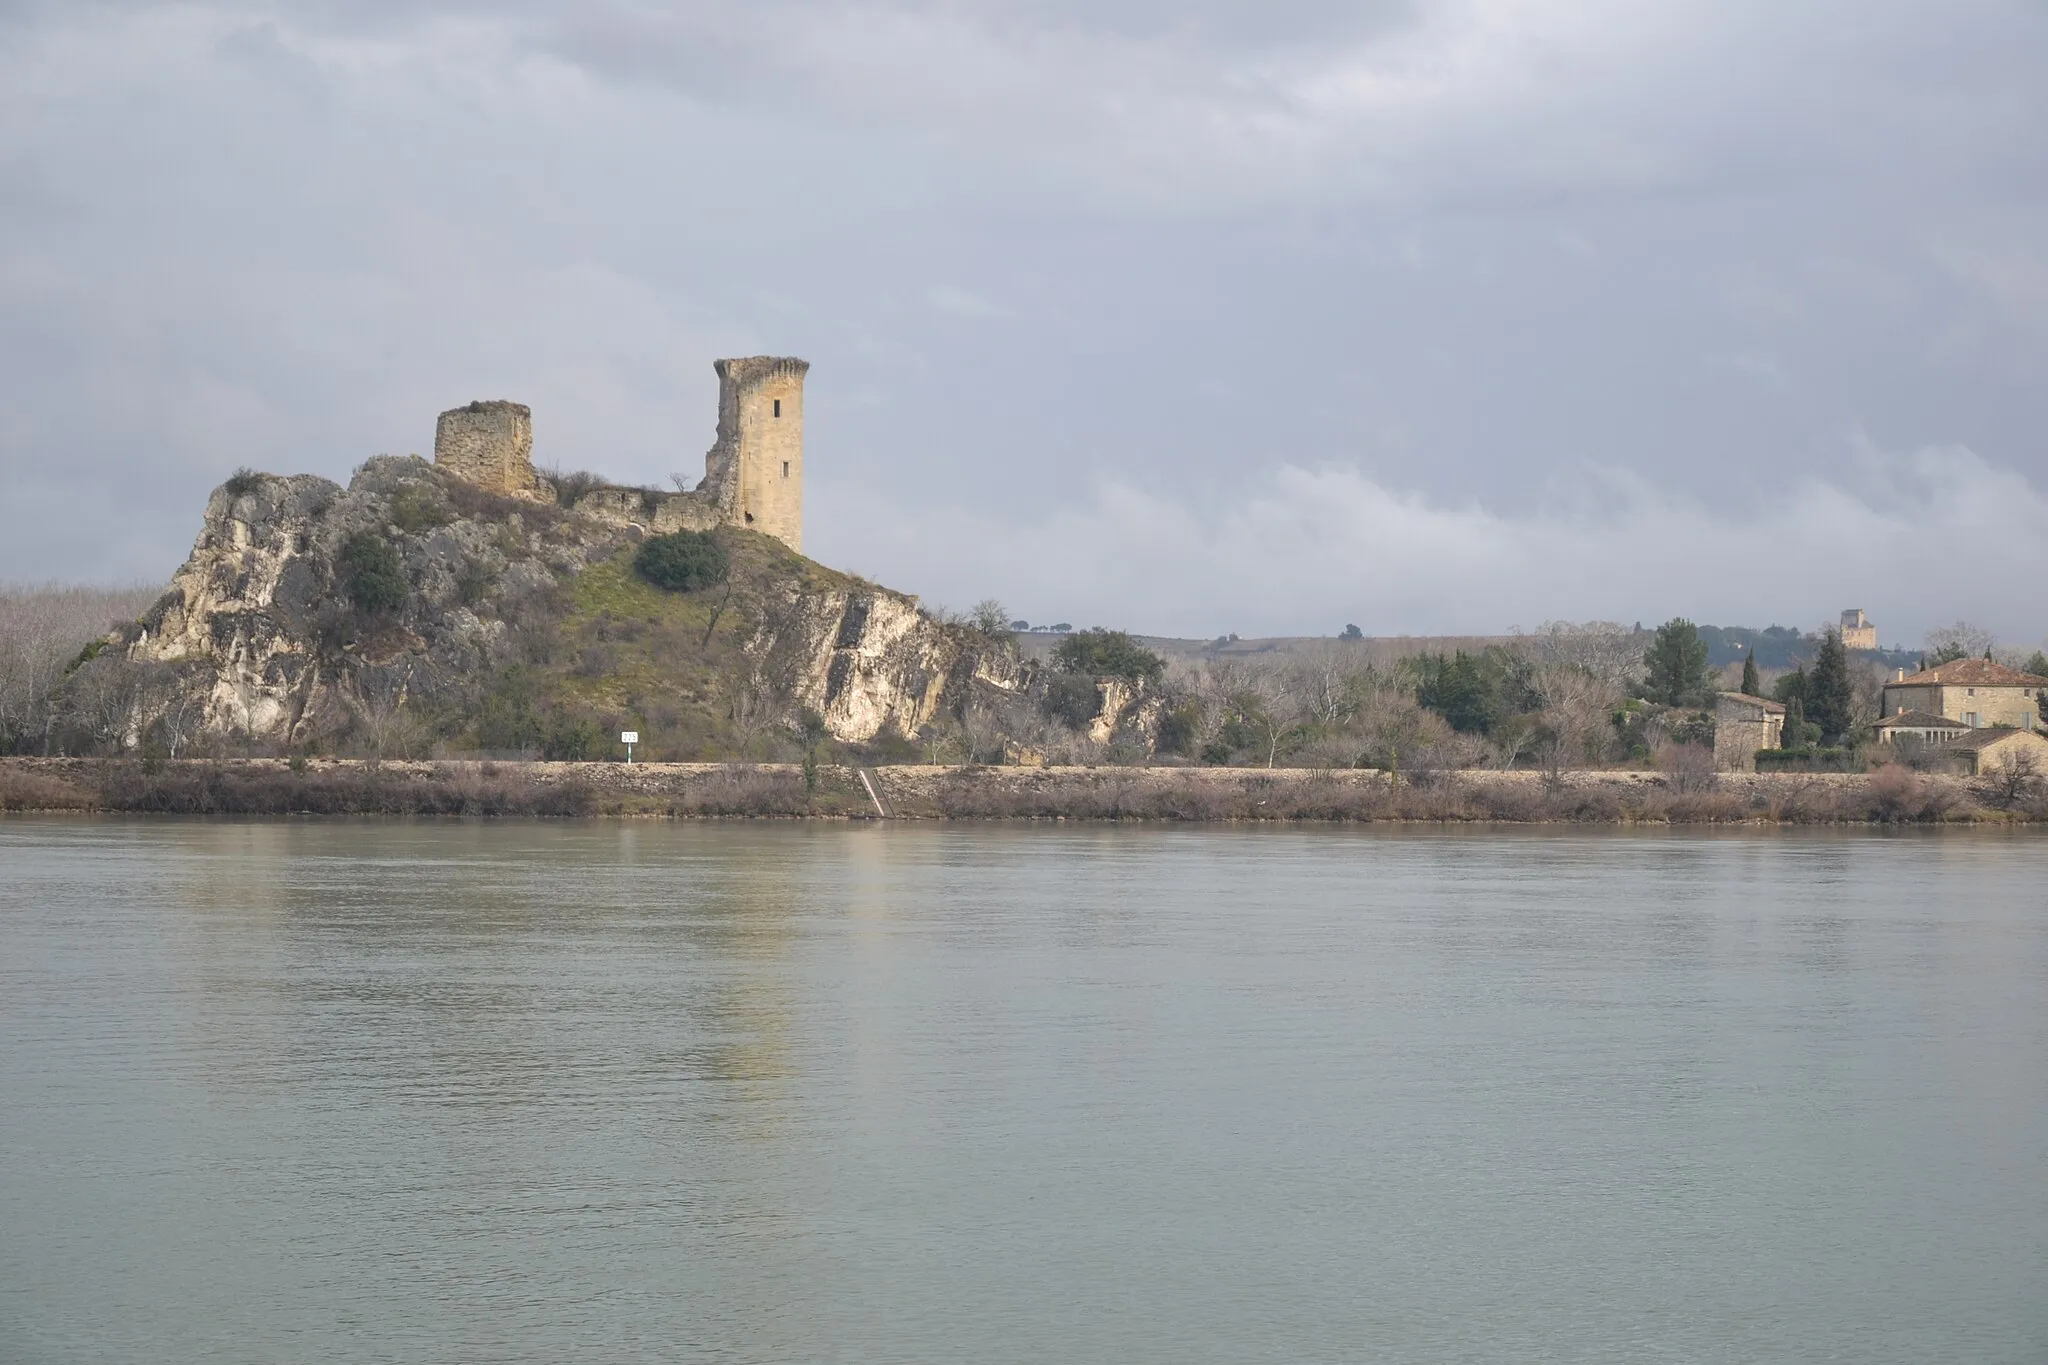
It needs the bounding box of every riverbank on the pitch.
[3,757,2041,824]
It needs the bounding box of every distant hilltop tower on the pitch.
[702,356,806,553]
[1839,608,1877,651]
[433,400,534,494]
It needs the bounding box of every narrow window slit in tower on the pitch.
[773,399,782,417]
[783,461,790,478]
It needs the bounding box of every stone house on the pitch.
[1944,727,2048,776]
[1870,710,1970,746]
[1879,658,2048,732]
[1713,691,1785,771]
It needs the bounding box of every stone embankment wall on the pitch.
[5,758,2031,824]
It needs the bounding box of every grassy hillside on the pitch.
[465,528,886,763]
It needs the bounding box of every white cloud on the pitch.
[817,442,2048,642]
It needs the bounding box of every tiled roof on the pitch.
[1886,658,2048,688]
[1716,691,1786,714]
[1947,727,2048,752]
[1873,710,1970,730]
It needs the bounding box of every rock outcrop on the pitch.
[80,456,1148,759]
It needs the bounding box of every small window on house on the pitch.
[782,461,790,478]
[773,399,782,418]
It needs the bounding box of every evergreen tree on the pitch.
[2026,651,2048,679]
[1772,665,1808,707]
[1415,652,1497,734]
[340,532,407,614]
[1740,650,1760,697]
[1642,618,1710,706]
[1805,629,1855,745]
[1782,696,1806,749]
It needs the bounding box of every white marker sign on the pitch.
[620,732,639,745]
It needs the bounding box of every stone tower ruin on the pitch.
[434,400,534,494]
[701,356,806,553]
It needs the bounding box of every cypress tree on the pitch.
[1806,629,1855,745]
[1782,696,1805,749]
[1740,650,1760,697]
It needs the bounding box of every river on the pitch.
[3,820,2045,1362]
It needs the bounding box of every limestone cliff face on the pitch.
[776,590,1030,744]
[103,457,1055,756]
[126,459,564,745]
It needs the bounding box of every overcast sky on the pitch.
[3,1,2045,643]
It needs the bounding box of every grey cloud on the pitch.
[1,0,2044,644]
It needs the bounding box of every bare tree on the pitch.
[968,599,1013,639]
[1978,747,2044,810]
[1516,621,1642,771]
[720,664,787,759]
[348,666,430,760]
[0,583,156,752]
[1288,643,1365,731]
[1233,663,1302,768]
[1655,741,1719,794]
[1527,621,1642,696]
[956,694,1004,766]
[1925,621,1995,664]
[151,677,207,758]
[60,658,151,754]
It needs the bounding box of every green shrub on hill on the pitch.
[634,530,730,592]
[223,467,267,500]
[1412,648,1541,735]
[389,484,450,533]
[1053,628,1164,683]
[1042,674,1102,728]
[340,532,407,613]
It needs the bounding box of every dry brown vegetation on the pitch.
[9,760,2033,824]
[0,761,596,815]
[909,768,2013,824]
[0,582,160,754]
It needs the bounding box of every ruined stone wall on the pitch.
[435,400,534,494]
[567,485,723,537]
[701,357,806,552]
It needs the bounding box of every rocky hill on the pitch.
[53,456,1152,762]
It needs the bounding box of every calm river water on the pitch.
[3,820,2046,1363]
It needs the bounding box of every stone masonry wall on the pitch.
[435,400,534,494]
[1886,683,2042,730]
[702,357,806,552]
[1715,718,1772,772]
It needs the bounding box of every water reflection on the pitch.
[3,821,2046,1364]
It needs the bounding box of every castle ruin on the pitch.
[433,400,534,494]
[430,356,809,553]
[702,356,807,553]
